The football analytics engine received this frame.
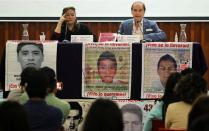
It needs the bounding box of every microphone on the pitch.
[137,21,143,33]
[118,30,124,35]
[62,22,70,43]
[135,20,144,42]
[139,21,152,44]
[118,23,124,35]
[140,38,153,44]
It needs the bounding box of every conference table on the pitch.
[0,42,207,99]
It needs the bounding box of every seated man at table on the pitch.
[118,1,167,42]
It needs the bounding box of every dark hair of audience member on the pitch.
[20,67,48,99]
[0,101,29,131]
[82,98,123,131]
[181,67,195,76]
[174,72,207,104]
[161,72,182,121]
[188,114,209,131]
[40,66,57,93]
[188,95,209,130]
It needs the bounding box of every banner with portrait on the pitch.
[82,42,132,99]
[64,99,155,131]
[116,99,156,130]
[141,42,193,99]
[5,40,57,91]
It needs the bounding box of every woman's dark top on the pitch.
[51,22,96,42]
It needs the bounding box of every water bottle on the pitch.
[22,24,29,40]
[40,32,46,42]
[174,32,178,42]
[179,24,187,42]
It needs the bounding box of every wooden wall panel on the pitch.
[201,23,209,83]
[0,22,208,83]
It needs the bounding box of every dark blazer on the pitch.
[118,18,167,42]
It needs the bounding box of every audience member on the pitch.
[7,63,43,101]
[0,101,29,131]
[143,72,181,131]
[188,95,209,130]
[51,6,95,42]
[187,114,209,131]
[19,66,70,123]
[165,72,207,129]
[21,67,62,131]
[181,67,194,76]
[118,1,167,42]
[40,67,70,123]
[82,98,123,131]
[121,103,142,131]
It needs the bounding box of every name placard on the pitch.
[71,35,93,43]
[98,33,117,42]
[117,35,142,43]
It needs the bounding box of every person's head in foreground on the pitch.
[40,66,57,94]
[188,95,209,130]
[188,114,209,131]
[82,98,123,131]
[20,67,48,99]
[174,72,207,104]
[0,101,29,131]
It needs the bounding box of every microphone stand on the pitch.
[136,20,153,44]
[63,22,70,43]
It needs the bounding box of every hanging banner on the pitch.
[63,99,155,131]
[141,42,193,99]
[5,40,57,91]
[82,42,132,99]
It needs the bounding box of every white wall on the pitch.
[0,0,208,20]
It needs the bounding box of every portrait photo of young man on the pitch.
[17,42,44,70]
